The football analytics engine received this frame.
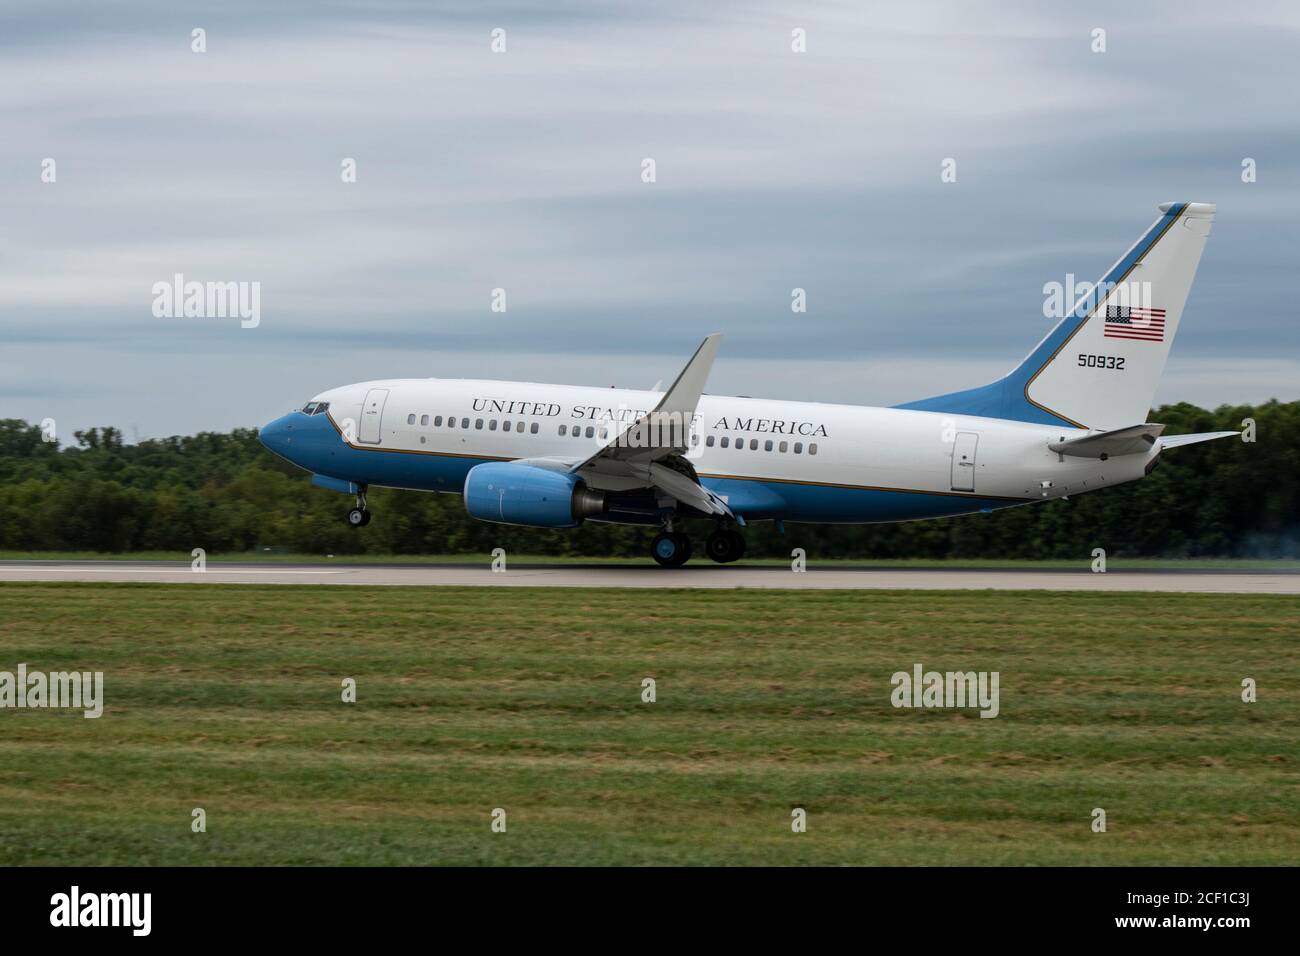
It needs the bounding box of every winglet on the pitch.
[568,334,723,473]
[653,333,721,419]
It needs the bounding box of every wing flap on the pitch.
[647,462,732,517]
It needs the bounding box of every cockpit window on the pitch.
[301,401,330,416]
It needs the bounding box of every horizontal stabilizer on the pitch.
[1048,423,1164,458]
[1159,431,1241,449]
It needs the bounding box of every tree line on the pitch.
[0,399,1295,558]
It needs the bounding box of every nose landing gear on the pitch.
[345,488,371,527]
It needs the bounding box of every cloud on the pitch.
[1,0,1298,437]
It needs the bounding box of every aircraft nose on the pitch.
[259,413,296,456]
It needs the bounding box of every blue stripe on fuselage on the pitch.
[699,475,1016,524]
[261,411,1022,524]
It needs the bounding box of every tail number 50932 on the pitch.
[1078,354,1125,370]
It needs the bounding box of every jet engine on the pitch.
[463,462,607,528]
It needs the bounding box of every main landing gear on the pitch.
[704,527,745,564]
[650,530,692,567]
[346,489,371,527]
[650,523,746,567]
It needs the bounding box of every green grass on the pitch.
[0,583,1296,865]
[2,549,1297,570]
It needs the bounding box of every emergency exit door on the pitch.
[950,432,978,491]
[357,388,389,444]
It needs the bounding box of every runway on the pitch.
[1,560,1297,593]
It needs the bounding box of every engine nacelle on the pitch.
[463,462,606,528]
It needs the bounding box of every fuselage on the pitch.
[258,204,1220,545]
[260,377,1157,525]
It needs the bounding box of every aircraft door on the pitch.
[950,432,978,492]
[357,388,390,444]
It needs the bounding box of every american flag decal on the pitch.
[1104,305,1166,342]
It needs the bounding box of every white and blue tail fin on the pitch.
[898,202,1215,430]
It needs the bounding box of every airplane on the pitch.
[259,201,1239,567]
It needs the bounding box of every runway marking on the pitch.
[0,567,347,575]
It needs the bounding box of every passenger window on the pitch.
[517,422,526,433]
[764,440,773,451]
[559,424,567,436]
[530,422,538,434]
[448,417,456,428]
[809,443,818,455]
[475,419,484,429]
[706,435,715,447]
[585,426,594,438]
[461,418,469,428]
[720,436,729,448]
[750,439,758,450]
[434,416,443,426]
[690,434,699,446]
[794,442,802,454]
[406,414,416,425]
[421,415,429,426]
[779,441,788,453]
[598,427,608,440]
[489,420,497,431]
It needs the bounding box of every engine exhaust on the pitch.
[572,484,607,520]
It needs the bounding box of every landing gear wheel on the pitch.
[705,530,731,563]
[706,528,746,563]
[347,488,371,527]
[724,529,745,562]
[651,531,692,567]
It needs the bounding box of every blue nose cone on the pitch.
[259,413,296,458]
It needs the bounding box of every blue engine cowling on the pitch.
[463,462,606,528]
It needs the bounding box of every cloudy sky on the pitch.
[2,0,1297,441]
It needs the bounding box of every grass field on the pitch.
[0,582,1296,865]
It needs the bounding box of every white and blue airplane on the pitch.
[260,202,1239,566]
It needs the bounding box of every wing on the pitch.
[563,333,732,517]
